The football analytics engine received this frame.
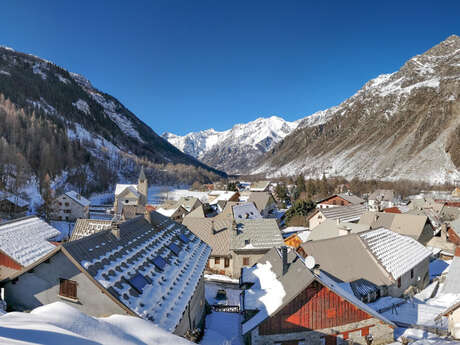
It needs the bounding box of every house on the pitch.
[52,191,90,221]
[308,204,368,229]
[316,193,365,209]
[240,247,395,345]
[2,211,211,337]
[69,219,112,241]
[0,192,29,217]
[156,205,188,223]
[248,191,277,218]
[249,181,271,192]
[300,228,431,300]
[113,167,148,214]
[368,190,395,212]
[358,211,434,245]
[308,219,370,242]
[183,218,283,278]
[208,190,240,205]
[0,216,60,279]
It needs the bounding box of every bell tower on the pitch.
[137,166,148,206]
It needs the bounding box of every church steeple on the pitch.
[137,166,148,206]
[139,165,146,183]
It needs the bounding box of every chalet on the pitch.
[0,216,60,279]
[52,191,90,221]
[0,192,29,217]
[249,181,271,192]
[2,211,211,337]
[308,204,368,229]
[300,228,431,300]
[358,211,434,245]
[113,167,148,214]
[316,193,365,209]
[308,219,370,242]
[182,218,283,278]
[368,190,395,212]
[248,191,277,218]
[240,247,395,345]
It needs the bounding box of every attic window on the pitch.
[167,243,181,256]
[245,239,250,245]
[59,278,77,300]
[128,273,149,293]
[178,234,190,244]
[152,256,167,271]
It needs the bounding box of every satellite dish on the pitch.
[304,256,316,270]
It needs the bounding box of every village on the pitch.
[0,167,459,345]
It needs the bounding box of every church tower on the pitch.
[137,166,148,206]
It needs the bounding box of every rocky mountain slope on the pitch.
[163,116,300,174]
[0,46,225,200]
[253,35,460,184]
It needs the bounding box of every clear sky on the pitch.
[0,1,459,135]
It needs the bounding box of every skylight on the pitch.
[128,273,149,293]
[178,233,189,244]
[152,256,167,271]
[167,243,181,256]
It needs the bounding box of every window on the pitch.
[64,210,71,214]
[167,243,181,256]
[341,201,344,206]
[153,256,167,271]
[65,202,70,207]
[125,200,129,204]
[411,269,414,279]
[214,257,220,265]
[58,202,62,206]
[224,258,230,268]
[243,257,250,266]
[397,277,401,288]
[244,239,250,245]
[332,200,337,205]
[178,234,190,244]
[59,279,77,300]
[128,273,149,293]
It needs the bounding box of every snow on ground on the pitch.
[200,312,243,345]
[205,282,241,306]
[204,274,239,284]
[148,185,209,205]
[391,327,460,345]
[0,302,193,345]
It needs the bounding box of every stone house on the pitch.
[52,191,90,221]
[241,247,395,345]
[368,190,395,212]
[0,216,60,279]
[1,211,211,337]
[182,218,283,279]
[316,193,365,209]
[300,228,431,301]
[113,167,148,214]
[308,204,368,229]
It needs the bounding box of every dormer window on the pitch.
[245,239,250,245]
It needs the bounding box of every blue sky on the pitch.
[0,1,459,135]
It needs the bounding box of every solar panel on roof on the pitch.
[178,233,189,243]
[153,255,167,270]
[128,273,149,293]
[167,243,181,256]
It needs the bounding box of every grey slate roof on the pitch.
[247,192,275,213]
[369,189,395,201]
[70,219,112,241]
[182,218,233,256]
[231,219,283,250]
[64,212,211,332]
[250,181,270,192]
[308,219,370,241]
[442,256,460,294]
[232,202,262,220]
[317,193,365,205]
[315,204,368,223]
[184,205,206,219]
[358,211,432,244]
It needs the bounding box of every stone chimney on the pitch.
[441,223,448,241]
[282,246,288,275]
[111,221,121,239]
[313,264,321,276]
[144,209,152,224]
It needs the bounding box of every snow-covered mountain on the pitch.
[255,35,460,184]
[163,116,300,174]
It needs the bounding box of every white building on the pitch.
[52,191,90,221]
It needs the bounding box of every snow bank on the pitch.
[0,302,193,345]
[200,312,243,345]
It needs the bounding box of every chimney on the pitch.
[144,209,152,224]
[111,221,121,239]
[441,223,448,240]
[282,246,288,275]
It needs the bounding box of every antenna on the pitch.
[304,256,316,270]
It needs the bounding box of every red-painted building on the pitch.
[316,193,365,209]
[241,248,395,345]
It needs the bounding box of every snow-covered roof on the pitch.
[65,191,90,207]
[0,191,29,207]
[0,302,193,345]
[64,212,211,332]
[0,216,60,267]
[360,228,431,280]
[156,207,182,217]
[114,184,139,197]
[208,191,238,204]
[315,204,368,223]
